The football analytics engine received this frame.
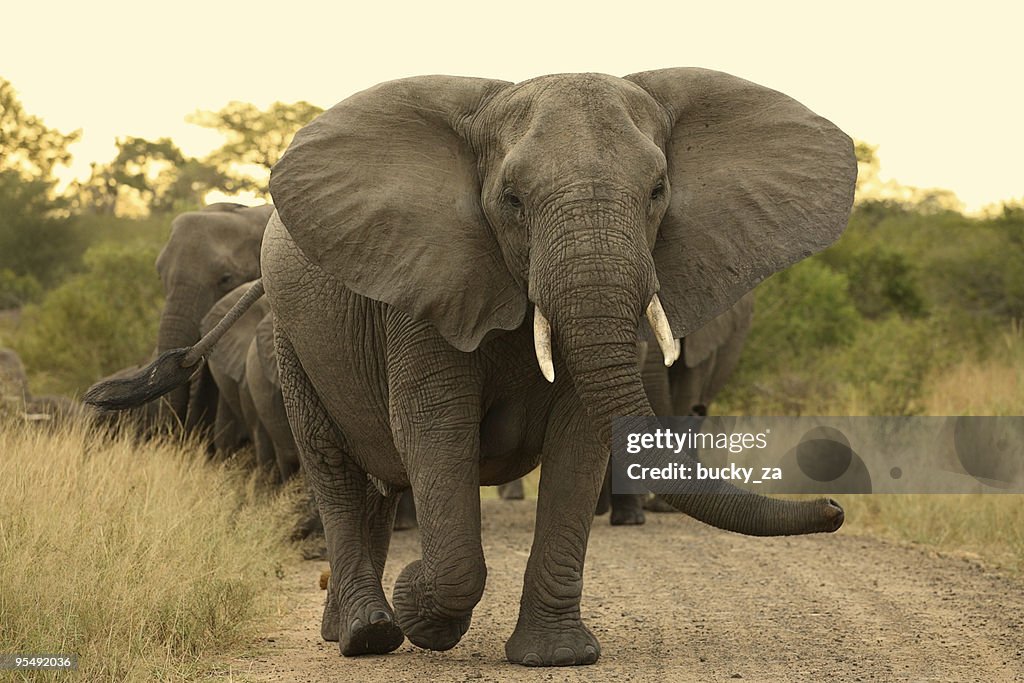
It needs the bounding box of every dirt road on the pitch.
[229,499,1024,682]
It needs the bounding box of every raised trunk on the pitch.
[534,215,843,536]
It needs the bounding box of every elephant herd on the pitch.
[84,201,754,533]
[87,68,855,668]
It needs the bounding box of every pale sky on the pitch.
[2,1,1021,213]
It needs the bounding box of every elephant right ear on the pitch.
[270,76,524,352]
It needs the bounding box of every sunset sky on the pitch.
[3,1,1021,213]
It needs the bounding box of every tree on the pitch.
[0,78,82,294]
[0,77,80,180]
[72,137,235,216]
[187,100,323,195]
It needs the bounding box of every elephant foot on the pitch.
[392,560,472,651]
[393,490,417,531]
[643,495,679,513]
[322,589,404,656]
[497,479,525,500]
[609,494,646,525]
[505,619,600,667]
[340,610,405,657]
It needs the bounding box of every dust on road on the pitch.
[228,499,1024,682]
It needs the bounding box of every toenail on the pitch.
[522,653,543,666]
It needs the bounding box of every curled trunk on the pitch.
[533,225,843,536]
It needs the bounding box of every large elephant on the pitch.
[156,203,274,431]
[88,68,855,667]
[600,292,755,524]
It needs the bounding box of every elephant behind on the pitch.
[155,203,274,433]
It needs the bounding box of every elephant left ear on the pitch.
[625,67,857,339]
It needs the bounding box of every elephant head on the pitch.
[270,69,856,534]
[155,202,274,424]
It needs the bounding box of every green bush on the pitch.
[827,316,947,415]
[736,258,860,376]
[12,241,163,394]
[0,268,42,309]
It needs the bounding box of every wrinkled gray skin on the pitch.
[599,293,755,524]
[156,203,274,432]
[209,286,520,530]
[260,69,855,666]
[200,283,272,458]
[112,69,854,666]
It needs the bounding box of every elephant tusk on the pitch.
[534,307,555,383]
[646,294,680,367]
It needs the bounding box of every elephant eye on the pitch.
[218,274,233,288]
[504,190,523,210]
[650,181,666,201]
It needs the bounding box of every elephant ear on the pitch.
[270,76,524,352]
[254,314,279,389]
[683,291,754,368]
[201,283,270,384]
[625,67,857,339]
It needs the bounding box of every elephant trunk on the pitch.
[531,211,843,537]
[156,286,209,422]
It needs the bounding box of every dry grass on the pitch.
[827,326,1024,571]
[0,420,300,681]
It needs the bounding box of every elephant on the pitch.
[204,285,410,534]
[200,283,272,460]
[87,68,856,667]
[599,292,755,523]
[155,202,274,433]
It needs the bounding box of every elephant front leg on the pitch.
[275,334,404,656]
[389,422,486,652]
[506,409,606,667]
[386,328,486,652]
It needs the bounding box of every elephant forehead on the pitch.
[494,73,666,138]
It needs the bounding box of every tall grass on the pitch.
[0,420,300,681]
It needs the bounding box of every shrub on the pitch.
[12,242,163,394]
[0,268,42,309]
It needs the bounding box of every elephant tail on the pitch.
[85,280,265,411]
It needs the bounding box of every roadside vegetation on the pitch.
[0,420,301,681]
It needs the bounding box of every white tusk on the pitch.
[534,307,555,383]
[646,294,680,367]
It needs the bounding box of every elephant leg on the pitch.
[365,484,400,580]
[497,478,525,500]
[594,463,645,524]
[393,489,417,530]
[251,419,280,482]
[610,492,646,526]
[390,432,485,651]
[275,334,403,656]
[212,394,238,457]
[387,346,485,651]
[505,408,605,667]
